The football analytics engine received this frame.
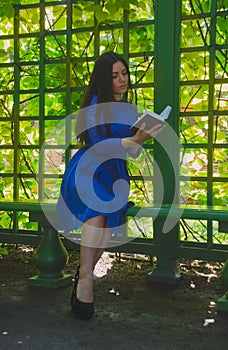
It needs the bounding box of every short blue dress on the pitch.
[57,95,140,238]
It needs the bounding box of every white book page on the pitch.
[130,105,172,130]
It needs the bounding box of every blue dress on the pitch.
[57,96,140,238]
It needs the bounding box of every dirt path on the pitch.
[0,247,228,349]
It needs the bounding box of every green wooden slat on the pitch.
[12,5,21,232]
[150,0,182,278]
[1,230,228,262]
[93,0,100,57]
[206,0,217,247]
[180,78,228,85]
[13,6,20,201]
[65,0,73,165]
[123,9,129,60]
[154,0,181,203]
[0,201,227,219]
[181,9,228,21]
[0,234,42,246]
[38,0,46,200]
[180,45,228,53]
[207,0,216,207]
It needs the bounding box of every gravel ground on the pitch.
[0,246,228,350]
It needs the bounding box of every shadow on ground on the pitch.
[0,246,228,350]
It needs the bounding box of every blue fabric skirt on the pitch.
[57,99,138,238]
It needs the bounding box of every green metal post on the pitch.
[38,0,45,200]
[13,5,20,201]
[28,0,71,288]
[28,224,72,288]
[147,0,182,284]
[65,0,73,164]
[13,5,20,234]
[207,0,216,249]
[28,211,72,288]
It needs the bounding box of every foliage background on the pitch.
[0,0,227,244]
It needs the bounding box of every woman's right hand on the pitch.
[121,122,165,155]
[133,123,165,145]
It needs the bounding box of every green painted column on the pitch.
[28,211,72,288]
[147,0,182,284]
[27,0,72,288]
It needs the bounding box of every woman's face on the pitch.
[112,60,129,100]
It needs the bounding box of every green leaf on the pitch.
[117,0,130,11]
[0,247,8,255]
[1,127,11,136]
[0,49,6,57]
[105,2,118,14]
[94,9,109,23]
[85,4,101,12]
[0,4,15,19]
[24,126,32,134]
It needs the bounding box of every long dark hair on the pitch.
[76,51,132,144]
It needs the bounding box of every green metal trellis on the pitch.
[0,0,227,267]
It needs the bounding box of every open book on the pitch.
[130,105,172,132]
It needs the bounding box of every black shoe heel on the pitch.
[71,267,94,320]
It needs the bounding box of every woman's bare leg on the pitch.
[76,215,111,303]
[93,218,112,269]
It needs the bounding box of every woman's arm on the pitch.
[85,100,165,157]
[121,123,165,155]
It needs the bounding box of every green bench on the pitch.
[0,200,228,310]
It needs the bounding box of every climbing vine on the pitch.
[0,0,227,241]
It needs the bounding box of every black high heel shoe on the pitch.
[71,266,94,320]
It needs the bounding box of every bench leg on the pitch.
[217,259,228,312]
[147,255,181,285]
[147,223,182,285]
[28,226,72,288]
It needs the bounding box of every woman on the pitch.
[57,51,164,320]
